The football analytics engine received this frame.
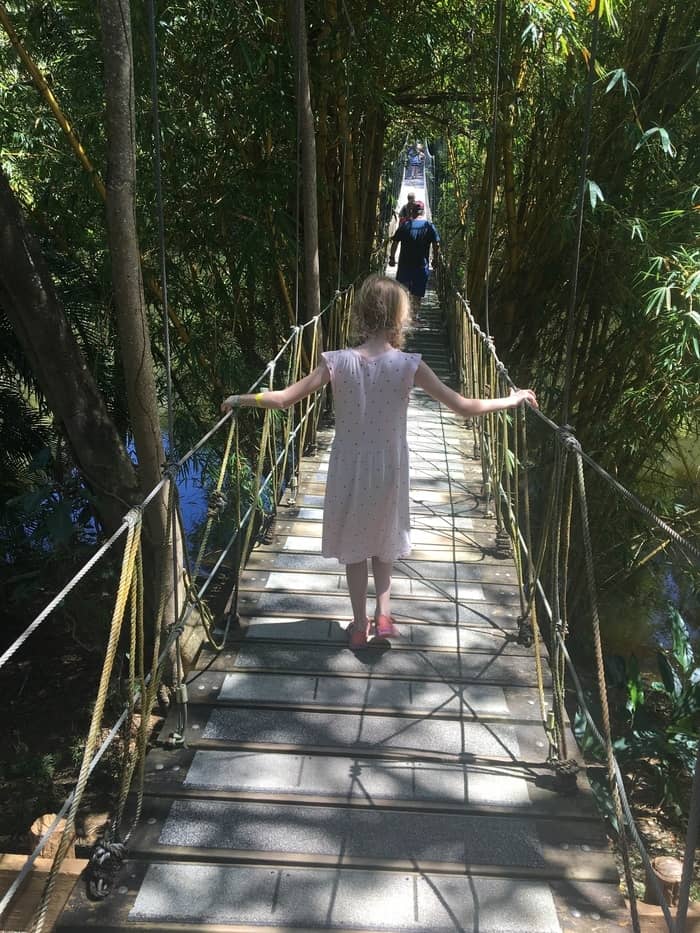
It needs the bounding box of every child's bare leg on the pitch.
[372,557,400,638]
[371,557,393,618]
[345,560,368,624]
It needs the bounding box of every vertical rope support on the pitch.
[191,418,237,582]
[289,323,306,488]
[125,542,148,841]
[498,375,511,538]
[570,443,640,932]
[519,412,549,729]
[511,406,527,618]
[483,0,504,338]
[240,406,273,567]
[280,327,301,502]
[480,339,493,516]
[561,0,601,424]
[548,442,567,759]
[469,325,479,456]
[108,540,150,849]
[30,516,142,933]
[266,362,279,508]
[299,317,320,456]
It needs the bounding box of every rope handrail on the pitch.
[494,478,677,930]
[3,288,354,928]
[450,288,700,564]
[438,263,694,932]
[0,286,354,673]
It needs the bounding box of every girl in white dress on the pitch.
[222,275,537,647]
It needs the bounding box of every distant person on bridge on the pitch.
[221,275,537,648]
[397,191,416,225]
[388,200,439,315]
[406,143,425,181]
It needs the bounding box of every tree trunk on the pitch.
[359,108,385,272]
[290,0,321,328]
[99,0,164,498]
[99,0,199,669]
[0,168,141,533]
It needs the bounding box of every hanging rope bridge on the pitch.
[1,4,698,930]
[1,199,698,930]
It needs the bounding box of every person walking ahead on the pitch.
[222,275,537,647]
[388,201,439,314]
[397,191,416,225]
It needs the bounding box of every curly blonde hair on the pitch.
[351,274,411,348]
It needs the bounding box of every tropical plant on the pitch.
[579,606,699,817]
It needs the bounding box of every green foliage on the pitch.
[579,606,699,817]
[0,448,96,558]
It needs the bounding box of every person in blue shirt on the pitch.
[388,201,440,315]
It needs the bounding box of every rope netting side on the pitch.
[438,268,695,932]
[0,285,356,927]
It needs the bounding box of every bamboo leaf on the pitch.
[657,652,682,699]
[635,125,677,157]
[587,179,604,211]
[605,68,622,93]
[561,0,576,18]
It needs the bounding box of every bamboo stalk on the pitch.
[0,1,222,390]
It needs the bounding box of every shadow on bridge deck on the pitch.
[57,284,628,932]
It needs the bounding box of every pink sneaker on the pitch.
[374,614,400,639]
[348,618,370,648]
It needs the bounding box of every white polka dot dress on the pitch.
[321,348,422,564]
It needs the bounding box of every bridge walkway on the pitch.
[58,286,628,932]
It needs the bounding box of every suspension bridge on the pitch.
[53,278,627,933]
[1,140,699,933]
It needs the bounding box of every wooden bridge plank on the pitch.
[57,283,627,932]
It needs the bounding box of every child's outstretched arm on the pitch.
[414,361,537,415]
[221,361,330,413]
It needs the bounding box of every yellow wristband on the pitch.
[254,392,265,407]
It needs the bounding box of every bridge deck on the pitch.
[58,288,628,931]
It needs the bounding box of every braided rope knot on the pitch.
[162,460,179,481]
[516,614,534,647]
[86,839,127,900]
[207,490,227,517]
[553,758,580,795]
[124,507,142,529]
[495,528,512,557]
[557,426,581,453]
[495,360,508,377]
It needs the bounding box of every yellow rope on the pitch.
[192,418,236,582]
[31,514,142,933]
